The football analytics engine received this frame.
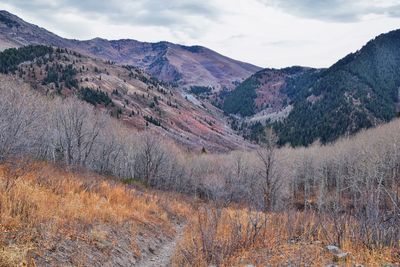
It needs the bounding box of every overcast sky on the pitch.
[1,0,400,68]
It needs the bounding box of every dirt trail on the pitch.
[137,223,185,267]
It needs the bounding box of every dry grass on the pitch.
[1,160,398,266]
[174,206,400,266]
[0,161,191,266]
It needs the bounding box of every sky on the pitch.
[1,0,400,68]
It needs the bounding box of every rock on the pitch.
[325,265,339,267]
[326,245,341,254]
[325,245,350,260]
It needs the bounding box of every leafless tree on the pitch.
[135,134,166,186]
[256,128,281,211]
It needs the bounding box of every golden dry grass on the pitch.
[0,161,191,266]
[174,207,400,266]
[0,161,398,266]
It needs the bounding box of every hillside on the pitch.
[0,161,191,266]
[0,10,261,91]
[224,29,400,146]
[222,66,319,117]
[0,45,251,152]
[1,105,400,266]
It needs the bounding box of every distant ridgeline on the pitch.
[223,29,400,147]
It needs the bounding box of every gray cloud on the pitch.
[1,0,218,35]
[259,0,400,22]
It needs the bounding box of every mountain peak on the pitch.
[0,10,21,28]
[0,10,14,16]
[0,10,261,89]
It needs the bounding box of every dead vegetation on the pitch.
[0,161,191,266]
[174,206,399,266]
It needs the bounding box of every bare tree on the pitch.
[135,134,166,186]
[0,82,45,161]
[256,128,281,212]
[52,98,103,166]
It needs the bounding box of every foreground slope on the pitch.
[224,29,400,146]
[0,162,190,266]
[0,10,261,91]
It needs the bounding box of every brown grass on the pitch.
[0,161,191,266]
[0,161,398,266]
[174,206,399,266]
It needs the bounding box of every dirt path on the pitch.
[137,223,185,267]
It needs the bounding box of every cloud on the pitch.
[0,0,219,36]
[261,39,316,47]
[259,0,400,22]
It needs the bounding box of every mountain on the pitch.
[222,66,320,117]
[224,29,400,146]
[0,45,251,152]
[0,10,261,90]
[5,9,400,148]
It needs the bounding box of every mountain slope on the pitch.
[222,66,320,117]
[224,29,400,146]
[0,45,251,152]
[275,29,400,146]
[0,10,261,90]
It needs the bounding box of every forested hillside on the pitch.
[275,29,400,146]
[222,72,260,116]
[224,29,400,146]
[222,66,318,117]
[0,45,53,73]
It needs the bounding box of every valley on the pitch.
[0,8,399,267]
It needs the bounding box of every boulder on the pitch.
[325,245,350,260]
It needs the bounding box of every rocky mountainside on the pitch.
[0,45,251,152]
[224,29,400,146]
[0,10,261,91]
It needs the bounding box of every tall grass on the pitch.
[0,161,191,266]
[174,205,399,266]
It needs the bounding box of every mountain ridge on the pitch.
[0,10,261,90]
